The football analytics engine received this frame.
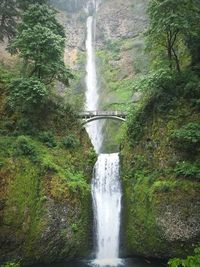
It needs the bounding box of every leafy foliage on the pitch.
[39,131,57,148]
[17,0,48,10]
[185,0,200,67]
[183,74,200,99]
[127,69,182,144]
[169,246,200,267]
[151,180,179,194]
[171,123,200,153]
[9,77,48,112]
[15,135,38,160]
[9,4,72,85]
[67,171,90,195]
[175,161,200,181]
[0,0,50,42]
[147,0,200,72]
[62,135,80,149]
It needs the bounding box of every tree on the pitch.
[147,0,200,72]
[9,4,72,85]
[185,0,200,67]
[0,0,49,42]
[17,0,48,10]
[0,0,18,41]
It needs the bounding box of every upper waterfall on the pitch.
[85,1,103,153]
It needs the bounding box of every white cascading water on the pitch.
[85,1,123,266]
[92,154,122,267]
[85,2,103,152]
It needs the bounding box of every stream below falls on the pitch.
[33,258,165,267]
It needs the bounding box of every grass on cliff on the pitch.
[96,36,148,112]
[0,62,96,260]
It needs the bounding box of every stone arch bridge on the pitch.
[78,111,127,125]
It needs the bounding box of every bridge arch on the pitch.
[81,115,126,125]
[78,111,127,125]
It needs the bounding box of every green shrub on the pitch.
[67,171,90,195]
[168,246,200,267]
[62,135,80,149]
[40,157,59,173]
[87,148,97,164]
[175,161,200,181]
[151,180,178,193]
[39,131,57,148]
[71,223,78,233]
[9,77,48,112]
[16,118,36,135]
[171,123,200,153]
[15,135,38,160]
[3,121,16,132]
[184,74,200,99]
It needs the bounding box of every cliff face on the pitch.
[0,61,96,264]
[0,131,96,264]
[96,0,148,43]
[120,97,200,258]
[96,0,149,109]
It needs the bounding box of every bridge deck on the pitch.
[78,111,127,118]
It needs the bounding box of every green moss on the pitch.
[121,91,200,258]
[0,130,95,263]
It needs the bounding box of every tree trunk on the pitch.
[172,47,181,73]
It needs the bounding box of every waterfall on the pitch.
[85,1,123,266]
[85,12,103,153]
[92,154,122,266]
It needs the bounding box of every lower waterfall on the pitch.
[92,154,122,266]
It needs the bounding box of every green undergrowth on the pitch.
[0,63,96,263]
[169,246,200,267]
[121,155,200,257]
[121,69,200,258]
[0,130,96,262]
[0,133,95,201]
[122,168,200,257]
